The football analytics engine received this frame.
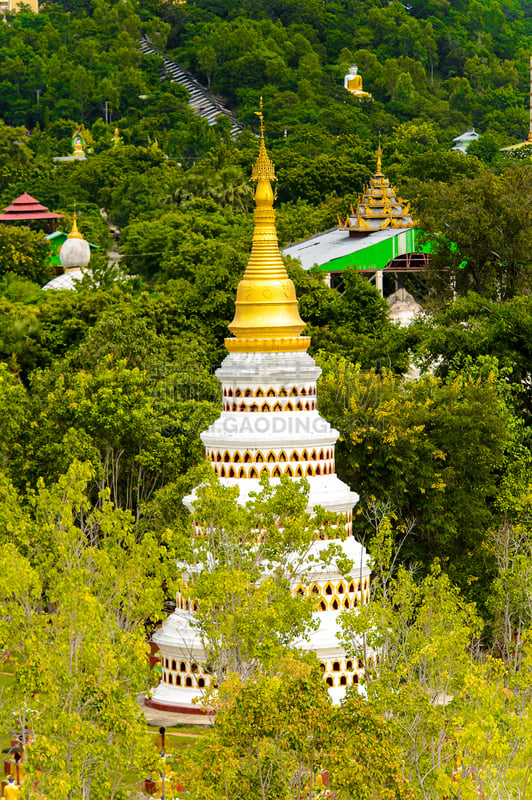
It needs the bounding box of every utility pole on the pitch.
[159,726,166,800]
[104,100,109,125]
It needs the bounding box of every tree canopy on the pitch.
[2,0,532,797]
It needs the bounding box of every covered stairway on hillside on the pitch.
[139,35,243,138]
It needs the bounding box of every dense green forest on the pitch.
[2,0,532,798]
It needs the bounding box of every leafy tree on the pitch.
[486,465,532,673]
[25,356,218,512]
[317,353,517,602]
[274,153,370,204]
[418,164,532,300]
[0,225,53,284]
[285,266,410,373]
[120,201,250,286]
[275,198,341,246]
[391,149,484,204]
[179,474,340,681]
[181,655,416,800]
[340,554,480,799]
[460,132,503,164]
[0,296,49,380]
[0,462,169,800]
[339,520,532,800]
[0,121,33,196]
[0,363,29,484]
[71,307,165,371]
[408,292,532,422]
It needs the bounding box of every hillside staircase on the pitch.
[139,36,244,138]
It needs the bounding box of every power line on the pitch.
[119,243,251,258]
[119,249,188,258]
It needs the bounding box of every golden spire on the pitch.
[376,135,383,176]
[251,99,276,186]
[67,207,83,240]
[226,100,309,353]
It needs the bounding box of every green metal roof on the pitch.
[283,227,431,273]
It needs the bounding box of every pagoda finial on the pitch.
[252,96,276,191]
[255,96,265,138]
[376,135,383,175]
[68,205,83,240]
[226,102,308,353]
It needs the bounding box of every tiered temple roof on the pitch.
[338,144,414,237]
[0,192,63,224]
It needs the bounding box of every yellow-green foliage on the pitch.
[0,225,52,285]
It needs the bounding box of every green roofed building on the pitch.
[284,226,428,285]
[283,144,430,297]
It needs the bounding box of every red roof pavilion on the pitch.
[0,192,64,225]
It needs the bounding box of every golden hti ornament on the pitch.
[226,99,309,353]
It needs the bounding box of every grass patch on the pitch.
[146,724,212,756]
[0,671,16,691]
[153,724,209,736]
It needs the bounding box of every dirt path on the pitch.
[138,694,214,728]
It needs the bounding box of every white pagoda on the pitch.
[147,111,371,715]
[42,213,92,291]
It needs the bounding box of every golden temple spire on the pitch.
[226,102,309,353]
[67,207,83,240]
[251,97,276,187]
[376,136,383,176]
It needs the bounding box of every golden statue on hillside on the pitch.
[343,64,372,100]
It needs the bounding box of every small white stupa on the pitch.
[43,212,91,290]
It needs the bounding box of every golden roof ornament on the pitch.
[67,208,83,240]
[251,98,276,187]
[376,136,383,176]
[226,101,309,353]
[338,140,415,237]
